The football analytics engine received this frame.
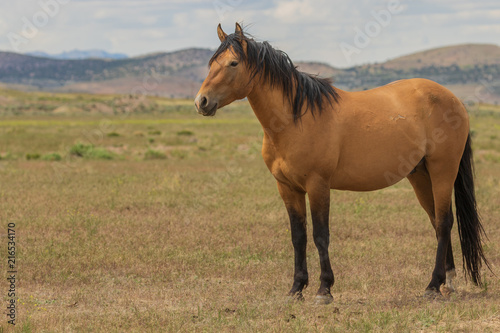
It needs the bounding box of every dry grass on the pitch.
[0,95,499,332]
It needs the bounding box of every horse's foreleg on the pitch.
[277,182,308,300]
[308,181,334,304]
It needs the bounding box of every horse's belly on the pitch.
[331,137,425,191]
[331,164,409,191]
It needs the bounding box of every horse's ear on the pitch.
[217,23,227,42]
[235,22,243,36]
[234,22,247,53]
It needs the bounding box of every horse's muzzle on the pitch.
[195,94,218,116]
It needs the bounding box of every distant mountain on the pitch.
[26,49,128,60]
[1,44,499,103]
[382,44,500,69]
[331,44,500,104]
[0,48,213,97]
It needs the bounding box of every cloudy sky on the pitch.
[1,0,499,68]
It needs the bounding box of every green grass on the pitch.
[0,92,499,332]
[25,153,41,160]
[148,129,162,135]
[177,130,194,136]
[41,153,62,161]
[144,148,167,160]
[69,143,115,160]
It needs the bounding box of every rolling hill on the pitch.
[0,44,499,103]
[381,44,500,69]
[317,43,500,104]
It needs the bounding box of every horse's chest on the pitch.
[262,145,306,189]
[271,159,290,184]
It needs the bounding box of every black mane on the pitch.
[209,31,340,122]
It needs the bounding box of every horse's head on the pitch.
[195,23,254,116]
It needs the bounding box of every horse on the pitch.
[194,23,489,304]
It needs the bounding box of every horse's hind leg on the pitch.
[427,157,459,296]
[407,162,456,295]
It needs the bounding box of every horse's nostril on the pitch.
[200,96,208,108]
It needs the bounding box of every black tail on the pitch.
[454,134,490,285]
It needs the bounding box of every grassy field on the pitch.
[0,90,499,332]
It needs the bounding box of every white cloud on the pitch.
[271,0,317,23]
[93,9,110,20]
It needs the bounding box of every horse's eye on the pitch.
[230,61,239,67]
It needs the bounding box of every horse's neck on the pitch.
[247,80,294,134]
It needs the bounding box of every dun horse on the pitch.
[195,23,489,304]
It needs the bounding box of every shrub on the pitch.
[41,153,62,161]
[107,132,120,137]
[144,149,167,160]
[177,130,194,136]
[69,143,114,160]
[87,148,114,160]
[26,153,41,160]
[69,142,91,157]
